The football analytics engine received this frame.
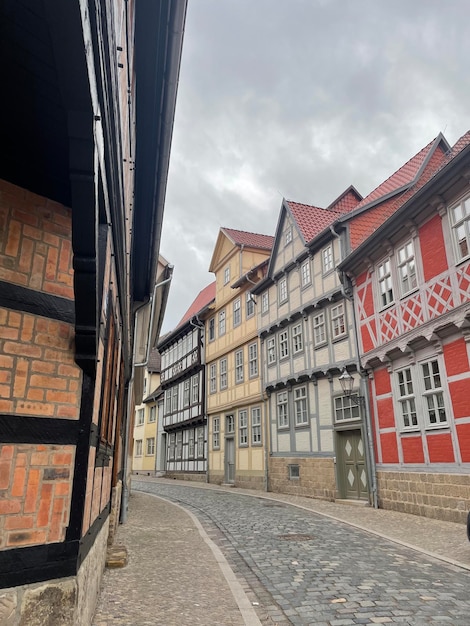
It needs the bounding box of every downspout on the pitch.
[332,222,378,509]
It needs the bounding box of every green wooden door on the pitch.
[337,429,368,500]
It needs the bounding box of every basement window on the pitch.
[288,464,300,480]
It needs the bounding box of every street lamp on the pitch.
[338,368,365,407]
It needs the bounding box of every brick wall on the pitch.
[269,457,336,500]
[377,470,470,523]
[0,443,74,548]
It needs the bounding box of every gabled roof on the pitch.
[353,134,450,212]
[286,201,342,244]
[327,185,363,213]
[221,227,274,250]
[177,281,216,327]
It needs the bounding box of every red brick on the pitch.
[11,466,26,497]
[58,364,80,378]
[376,397,395,429]
[0,267,28,286]
[11,208,39,227]
[31,451,49,466]
[21,316,35,342]
[7,530,47,547]
[59,240,72,273]
[15,452,27,467]
[419,215,448,281]
[427,432,455,463]
[5,219,21,257]
[30,253,45,290]
[24,469,40,513]
[8,312,21,328]
[3,342,42,358]
[0,326,19,340]
[13,359,28,398]
[0,500,21,515]
[42,282,74,299]
[380,432,399,463]
[0,384,10,397]
[0,460,11,489]
[0,446,14,460]
[401,435,425,463]
[43,232,59,247]
[5,515,34,530]
[31,361,56,374]
[54,482,70,496]
[22,224,42,241]
[37,483,53,526]
[18,237,34,273]
[30,375,67,390]
[45,390,77,404]
[52,452,73,466]
[0,354,13,368]
[17,402,54,416]
[443,338,469,377]
[0,399,13,412]
[27,389,45,401]
[56,405,79,419]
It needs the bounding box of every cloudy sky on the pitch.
[159,0,469,334]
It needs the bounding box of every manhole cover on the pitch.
[278,534,315,541]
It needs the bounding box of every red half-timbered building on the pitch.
[340,131,470,523]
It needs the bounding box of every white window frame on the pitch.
[233,298,241,327]
[164,390,171,415]
[251,407,262,445]
[191,374,199,404]
[136,408,144,426]
[209,363,217,394]
[219,309,226,336]
[239,410,248,446]
[135,439,143,456]
[396,366,418,430]
[226,414,235,434]
[292,323,303,354]
[171,385,178,411]
[334,395,361,422]
[301,260,311,287]
[169,433,175,460]
[279,330,289,359]
[331,303,346,340]
[285,226,292,245]
[183,379,190,407]
[176,431,183,459]
[248,342,258,378]
[224,266,230,284]
[209,317,215,341]
[294,386,308,426]
[213,417,220,450]
[313,312,326,346]
[322,244,334,273]
[197,426,204,458]
[278,277,288,304]
[277,391,289,428]
[261,292,269,314]
[188,429,195,458]
[397,240,417,296]
[235,349,244,383]
[377,258,394,309]
[220,357,227,390]
[267,337,276,365]
[148,405,156,423]
[246,292,255,318]
[450,193,470,262]
[146,437,155,456]
[421,358,447,428]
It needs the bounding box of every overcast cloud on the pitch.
[160,0,469,333]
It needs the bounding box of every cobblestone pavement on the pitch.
[129,479,470,626]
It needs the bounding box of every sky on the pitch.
[159,0,469,334]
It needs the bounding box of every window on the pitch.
[143,378,147,396]
[251,407,261,444]
[294,386,308,425]
[378,259,394,308]
[451,194,470,260]
[249,342,258,377]
[261,292,269,314]
[149,405,156,423]
[278,277,287,303]
[135,439,143,456]
[197,426,204,458]
[220,358,227,389]
[313,313,326,346]
[176,431,183,459]
[301,260,311,287]
[146,437,155,456]
[279,330,289,359]
[239,410,248,446]
[171,386,178,411]
[322,244,333,273]
[209,363,217,394]
[421,359,447,426]
[285,227,292,245]
[213,417,220,449]
[397,367,417,429]
[183,379,190,407]
[246,292,255,318]
[334,396,360,422]
[164,390,171,415]
[397,241,417,295]
[219,309,226,335]
[136,408,144,425]
[188,429,195,458]
[224,266,230,284]
[169,433,175,460]
[233,298,241,327]
[288,464,300,480]
[226,414,235,434]
[191,374,199,404]
[292,323,303,354]
[331,303,346,339]
[267,337,276,364]
[277,391,288,428]
[209,317,215,341]
[235,349,244,383]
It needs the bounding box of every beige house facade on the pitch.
[206,228,273,489]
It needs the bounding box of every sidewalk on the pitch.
[93,477,470,626]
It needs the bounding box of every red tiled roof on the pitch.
[147,347,161,373]
[177,281,216,327]
[221,228,274,250]
[286,201,342,243]
[354,137,439,211]
[349,131,470,250]
[327,186,363,214]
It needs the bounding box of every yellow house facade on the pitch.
[207,228,274,489]
[132,348,161,474]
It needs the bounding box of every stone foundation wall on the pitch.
[164,471,206,483]
[107,481,122,547]
[268,456,336,500]
[377,470,470,523]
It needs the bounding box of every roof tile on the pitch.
[221,227,274,250]
[287,201,342,243]
[177,281,216,327]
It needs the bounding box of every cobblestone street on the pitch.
[94,479,470,625]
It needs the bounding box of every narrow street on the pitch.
[94,479,470,626]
